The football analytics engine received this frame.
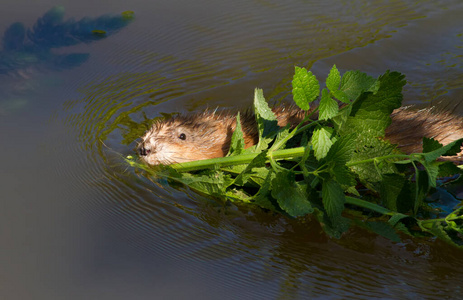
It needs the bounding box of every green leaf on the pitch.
[312,126,333,160]
[326,64,341,92]
[380,174,406,210]
[322,179,346,221]
[166,169,232,197]
[332,90,350,103]
[332,165,356,187]
[313,207,350,239]
[319,88,338,120]
[414,170,430,215]
[418,220,462,248]
[272,126,291,150]
[271,170,313,217]
[388,213,409,227]
[350,138,397,183]
[366,221,401,242]
[254,88,277,121]
[292,66,320,110]
[323,135,357,187]
[339,71,406,139]
[422,160,440,188]
[443,138,463,156]
[227,112,245,156]
[254,88,279,150]
[438,161,463,177]
[233,150,268,186]
[339,70,378,101]
[421,138,463,162]
[325,133,356,165]
[423,137,443,153]
[253,170,277,211]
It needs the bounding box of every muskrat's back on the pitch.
[137,104,463,165]
[387,107,463,154]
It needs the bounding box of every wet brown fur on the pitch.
[138,103,463,165]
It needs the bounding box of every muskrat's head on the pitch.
[137,112,234,165]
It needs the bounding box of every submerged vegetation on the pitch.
[128,65,463,248]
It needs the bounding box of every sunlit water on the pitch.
[1,1,463,299]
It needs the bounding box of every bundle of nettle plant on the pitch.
[128,65,463,247]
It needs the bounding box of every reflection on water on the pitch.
[0,6,133,115]
[2,0,463,299]
[0,6,133,75]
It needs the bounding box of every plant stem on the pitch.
[345,196,395,215]
[171,147,307,172]
[271,110,320,151]
[346,154,411,167]
[171,148,415,173]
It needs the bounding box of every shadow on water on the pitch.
[0,6,133,74]
[0,6,133,114]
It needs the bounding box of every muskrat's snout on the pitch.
[138,144,151,156]
[137,140,153,157]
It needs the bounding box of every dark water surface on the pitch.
[1,1,463,299]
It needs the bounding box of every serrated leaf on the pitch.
[339,70,377,101]
[233,150,268,186]
[414,170,430,215]
[422,160,440,188]
[271,171,313,217]
[418,220,461,247]
[226,189,252,202]
[322,179,346,223]
[228,112,245,156]
[380,174,406,210]
[366,221,401,242]
[313,207,350,238]
[319,88,338,120]
[292,66,320,110]
[254,88,277,121]
[325,133,356,165]
[332,164,356,187]
[349,138,398,183]
[272,126,291,150]
[422,138,463,162]
[324,134,357,187]
[332,90,350,103]
[253,170,277,211]
[167,170,232,197]
[339,71,406,139]
[312,127,333,160]
[326,64,341,92]
[254,88,279,150]
[438,161,463,177]
[423,137,443,153]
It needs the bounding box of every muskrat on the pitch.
[137,104,463,165]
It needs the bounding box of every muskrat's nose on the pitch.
[138,146,151,156]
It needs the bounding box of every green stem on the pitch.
[345,196,395,215]
[171,147,307,172]
[171,148,414,173]
[346,154,411,167]
[271,109,320,151]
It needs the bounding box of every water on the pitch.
[1,1,463,299]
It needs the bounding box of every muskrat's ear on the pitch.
[178,133,186,140]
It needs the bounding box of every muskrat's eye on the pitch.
[179,133,186,140]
